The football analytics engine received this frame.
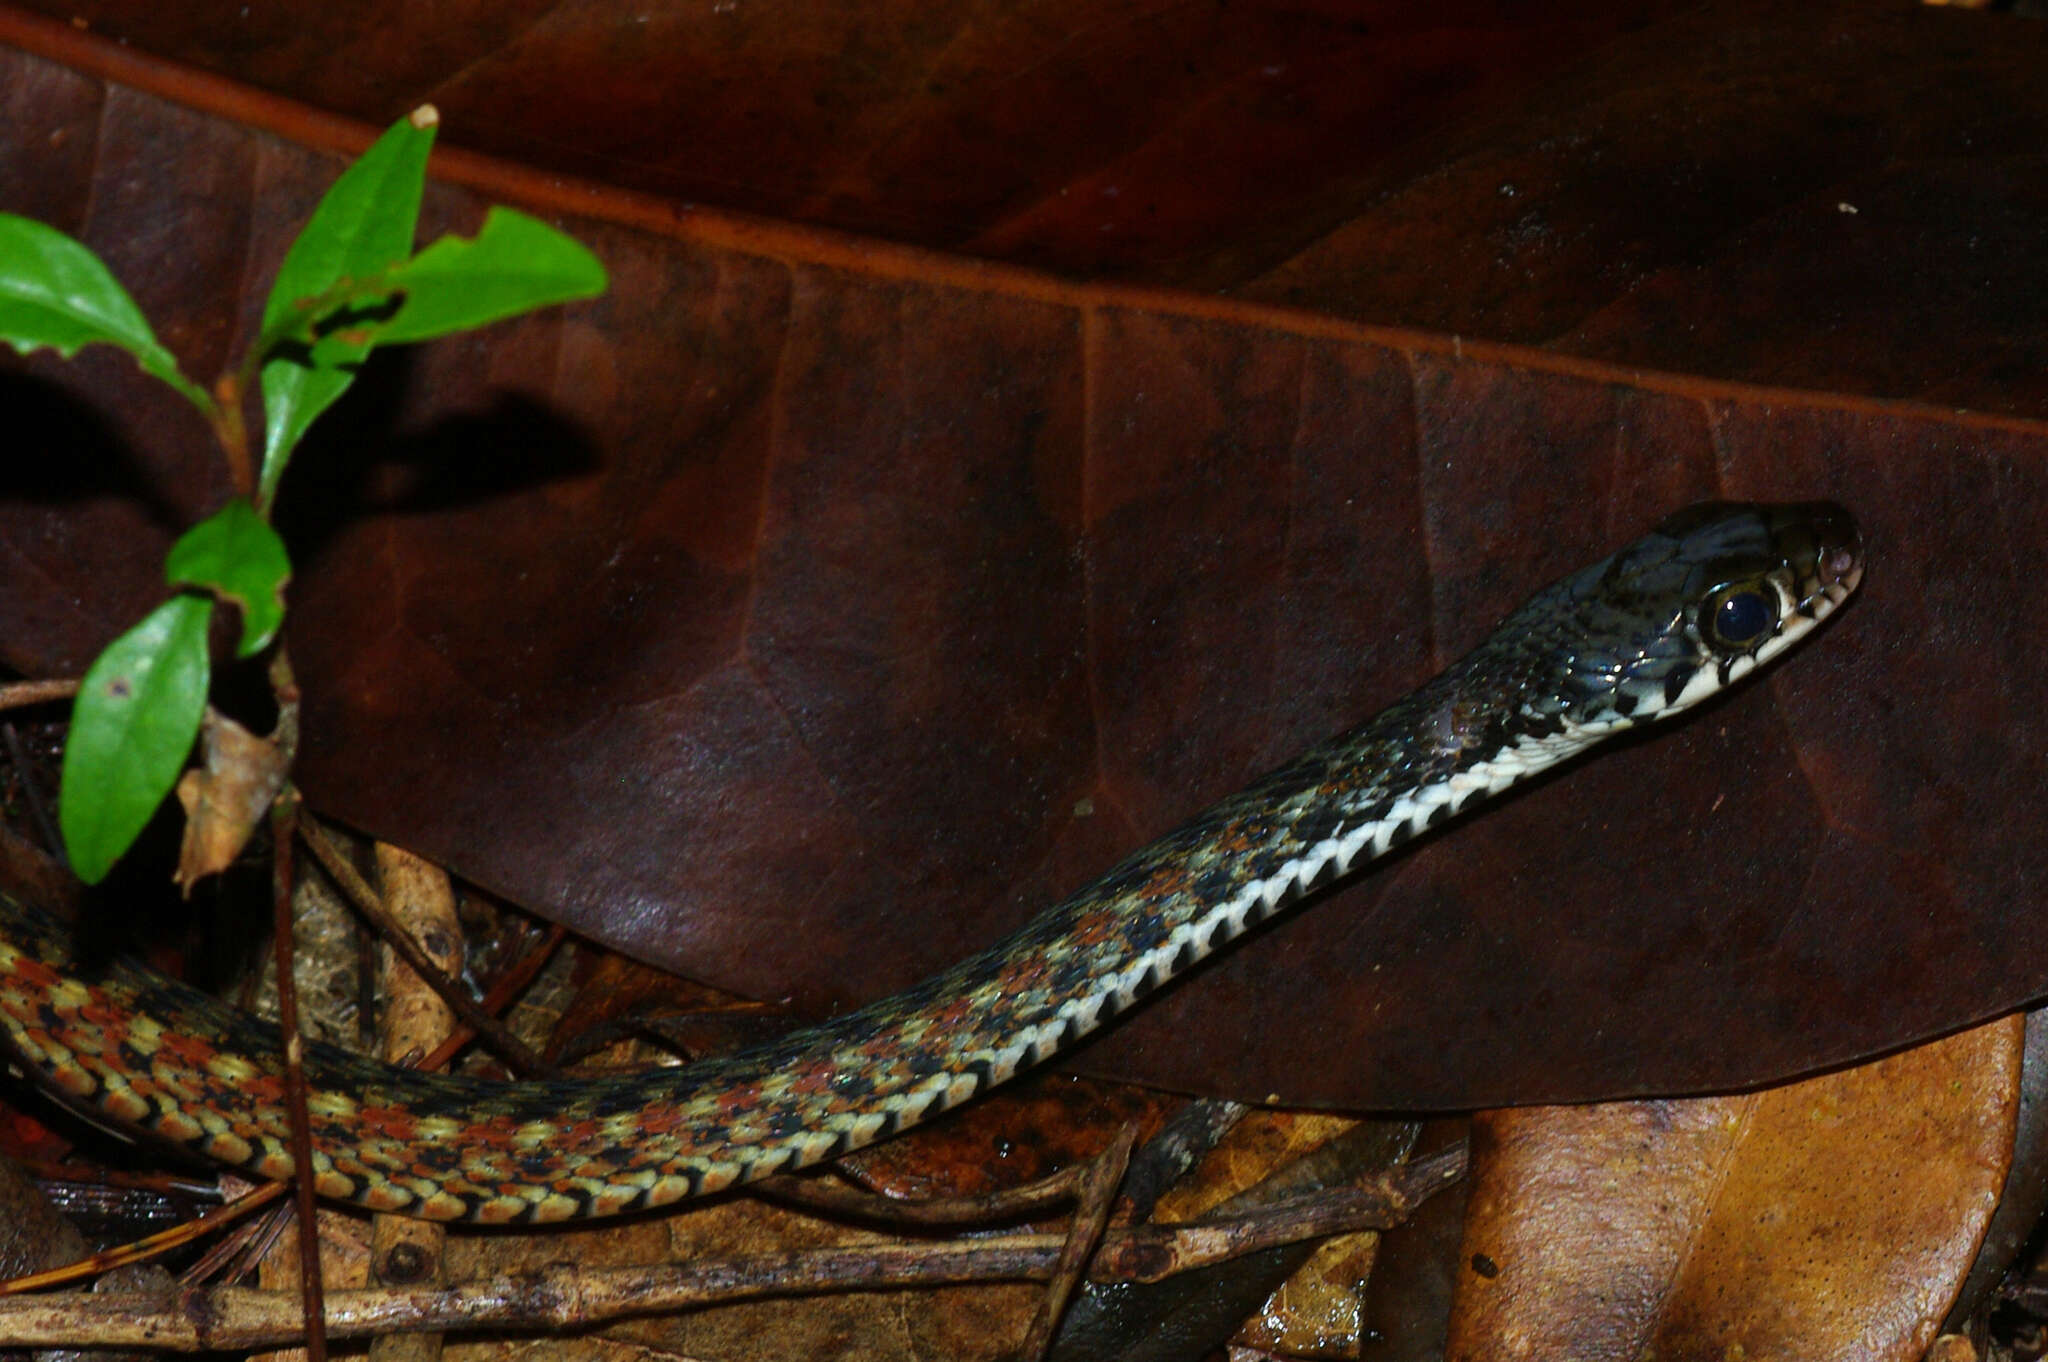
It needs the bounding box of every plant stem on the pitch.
[267,645,301,768]
[212,370,253,502]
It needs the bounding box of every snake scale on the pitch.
[0,502,1861,1223]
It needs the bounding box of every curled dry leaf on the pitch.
[1162,1113,1407,1359]
[173,708,288,893]
[1449,1016,2022,1360]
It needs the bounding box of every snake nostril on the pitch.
[1799,502,1863,594]
[1825,544,1860,586]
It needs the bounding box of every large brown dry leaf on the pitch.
[1448,1017,2022,1360]
[0,0,1712,273]
[0,34,2042,1111]
[3,1,2043,418]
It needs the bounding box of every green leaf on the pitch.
[0,214,213,413]
[258,109,436,507]
[164,500,292,658]
[59,595,214,884]
[374,207,607,343]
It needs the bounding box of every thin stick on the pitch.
[268,787,326,1362]
[0,679,78,712]
[414,921,566,1075]
[1020,1124,1136,1360]
[0,1154,1459,1350]
[752,1155,1099,1227]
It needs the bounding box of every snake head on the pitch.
[1553,500,1863,730]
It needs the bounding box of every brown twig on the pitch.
[0,1153,1460,1349]
[296,814,552,1077]
[1096,1144,1467,1283]
[267,786,326,1362]
[753,1153,1103,1227]
[0,679,78,712]
[1020,1124,1137,1360]
[267,646,301,768]
[414,920,566,1075]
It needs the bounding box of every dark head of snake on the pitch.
[0,500,1861,1223]
[1402,500,1862,793]
[1539,499,1860,729]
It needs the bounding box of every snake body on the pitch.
[0,502,1861,1223]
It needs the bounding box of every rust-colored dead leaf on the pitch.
[172,708,287,894]
[1448,1016,2022,1360]
[544,950,784,1070]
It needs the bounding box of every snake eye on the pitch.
[1705,585,1775,650]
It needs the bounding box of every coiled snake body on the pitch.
[0,502,1862,1223]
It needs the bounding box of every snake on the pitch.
[0,501,1861,1224]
